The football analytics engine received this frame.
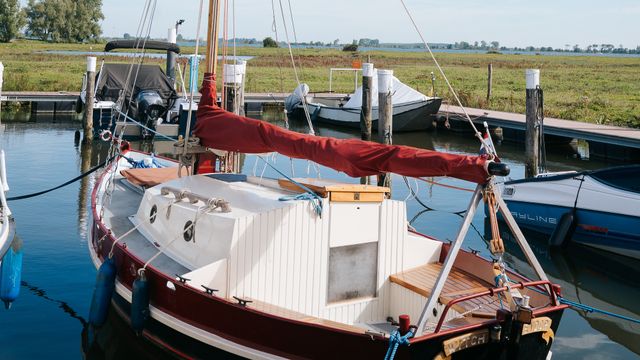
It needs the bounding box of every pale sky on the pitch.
[33,0,640,48]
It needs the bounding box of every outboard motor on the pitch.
[134,90,166,140]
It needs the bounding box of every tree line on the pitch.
[0,0,103,43]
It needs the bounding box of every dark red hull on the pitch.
[90,158,567,359]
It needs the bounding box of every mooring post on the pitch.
[83,56,96,144]
[525,69,540,178]
[377,69,393,189]
[166,27,177,84]
[360,63,374,141]
[0,62,4,125]
[360,63,374,185]
[487,63,493,103]
[223,62,246,115]
[223,61,246,173]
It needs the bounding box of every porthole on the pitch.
[149,205,158,224]
[184,221,194,242]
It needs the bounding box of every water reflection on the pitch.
[493,221,640,356]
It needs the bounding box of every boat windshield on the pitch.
[590,165,640,194]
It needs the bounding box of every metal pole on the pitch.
[416,185,483,334]
[525,69,540,178]
[377,69,393,189]
[486,63,493,103]
[83,57,96,144]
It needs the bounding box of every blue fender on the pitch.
[131,271,150,334]
[88,257,116,326]
[0,236,23,309]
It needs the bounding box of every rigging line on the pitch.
[286,0,305,79]
[269,0,285,93]
[276,0,315,135]
[182,0,206,158]
[398,0,493,155]
[402,176,466,214]
[416,177,475,193]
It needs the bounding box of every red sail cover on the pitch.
[194,74,489,184]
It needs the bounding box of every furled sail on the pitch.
[193,74,490,184]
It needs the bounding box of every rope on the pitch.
[398,0,493,156]
[384,329,414,360]
[415,177,474,193]
[276,0,315,135]
[115,110,176,142]
[256,155,323,217]
[181,0,206,158]
[7,156,114,201]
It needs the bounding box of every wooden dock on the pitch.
[439,105,640,149]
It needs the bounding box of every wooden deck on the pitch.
[440,104,640,150]
[390,263,501,318]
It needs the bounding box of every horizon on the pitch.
[18,0,640,49]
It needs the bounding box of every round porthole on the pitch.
[184,221,194,242]
[149,205,158,224]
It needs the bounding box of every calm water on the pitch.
[0,117,638,359]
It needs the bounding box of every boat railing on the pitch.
[434,280,559,333]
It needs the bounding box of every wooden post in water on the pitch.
[223,61,246,114]
[83,57,96,144]
[360,63,374,185]
[525,69,540,178]
[223,61,246,172]
[486,63,493,103]
[377,69,393,189]
[360,63,374,141]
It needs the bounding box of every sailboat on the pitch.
[87,1,566,358]
[286,72,442,132]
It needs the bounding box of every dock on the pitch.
[2,91,639,161]
[439,105,640,161]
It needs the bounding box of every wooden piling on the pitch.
[525,69,540,178]
[360,63,374,142]
[360,63,374,185]
[83,57,96,144]
[377,69,393,189]
[487,63,493,103]
[223,62,246,172]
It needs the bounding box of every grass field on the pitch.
[1,40,639,127]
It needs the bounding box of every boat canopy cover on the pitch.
[193,73,490,184]
[343,70,430,108]
[105,40,181,54]
[95,64,176,103]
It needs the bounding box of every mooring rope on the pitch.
[6,156,114,201]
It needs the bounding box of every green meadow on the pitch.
[1,40,639,127]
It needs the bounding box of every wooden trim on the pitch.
[330,191,384,203]
[278,178,389,202]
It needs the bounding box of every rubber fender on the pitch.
[131,271,150,334]
[0,236,23,309]
[88,257,116,326]
[549,211,575,248]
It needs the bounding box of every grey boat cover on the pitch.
[95,63,176,104]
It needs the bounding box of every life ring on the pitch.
[99,130,112,142]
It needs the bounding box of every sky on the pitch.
[70,0,640,48]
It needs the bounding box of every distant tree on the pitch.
[25,0,102,42]
[262,36,278,48]
[458,41,470,49]
[0,0,26,42]
[480,40,487,49]
[490,41,499,50]
[332,38,339,46]
[342,44,358,52]
[176,33,184,42]
[473,41,478,48]
[123,32,131,40]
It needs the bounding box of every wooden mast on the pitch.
[206,0,222,76]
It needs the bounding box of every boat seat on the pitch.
[233,297,366,334]
[389,263,501,318]
[120,167,188,188]
[278,177,389,202]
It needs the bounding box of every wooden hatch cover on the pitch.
[277,178,390,202]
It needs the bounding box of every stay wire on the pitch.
[398,0,493,155]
